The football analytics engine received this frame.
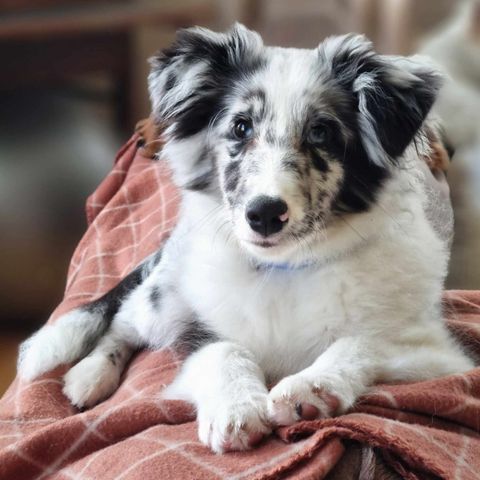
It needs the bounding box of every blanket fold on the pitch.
[1,137,479,480]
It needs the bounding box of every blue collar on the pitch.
[253,259,319,272]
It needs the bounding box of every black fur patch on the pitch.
[176,317,218,353]
[309,149,329,173]
[88,265,144,322]
[184,170,214,191]
[364,79,437,160]
[246,88,267,124]
[223,160,240,192]
[332,142,390,214]
[227,141,246,158]
[173,95,225,139]
[108,352,118,366]
[152,27,265,140]
[310,98,390,214]
[301,111,351,174]
[183,147,216,192]
[328,41,441,163]
[164,71,177,92]
[151,248,163,267]
[87,248,163,323]
[281,159,302,177]
[150,286,162,309]
[264,129,276,145]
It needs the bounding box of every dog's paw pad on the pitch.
[295,402,320,420]
[268,375,339,426]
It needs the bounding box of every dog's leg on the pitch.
[380,341,474,383]
[268,333,473,426]
[60,285,146,408]
[62,326,136,409]
[17,308,108,381]
[267,336,382,426]
[17,249,163,381]
[62,263,192,408]
[163,341,271,453]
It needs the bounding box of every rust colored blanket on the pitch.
[1,136,480,480]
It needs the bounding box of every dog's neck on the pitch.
[250,258,321,272]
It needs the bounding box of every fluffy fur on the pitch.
[18,25,473,454]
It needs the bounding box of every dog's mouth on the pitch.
[240,230,288,251]
[247,239,279,248]
[236,214,302,253]
[233,202,309,256]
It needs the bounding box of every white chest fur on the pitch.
[181,253,348,380]
[172,166,447,381]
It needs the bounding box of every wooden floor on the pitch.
[0,335,23,395]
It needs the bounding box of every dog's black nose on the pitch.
[246,196,289,237]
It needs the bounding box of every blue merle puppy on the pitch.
[18,24,472,453]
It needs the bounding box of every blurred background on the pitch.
[1,0,479,393]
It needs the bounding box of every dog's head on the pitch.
[149,24,442,263]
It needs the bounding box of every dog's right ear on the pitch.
[148,23,264,140]
[319,34,443,167]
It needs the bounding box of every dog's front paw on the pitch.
[17,326,64,381]
[267,374,340,426]
[63,354,121,409]
[197,394,271,454]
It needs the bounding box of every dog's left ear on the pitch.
[148,23,263,139]
[319,34,443,166]
[147,24,263,190]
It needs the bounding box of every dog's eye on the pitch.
[233,119,253,140]
[308,125,331,146]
